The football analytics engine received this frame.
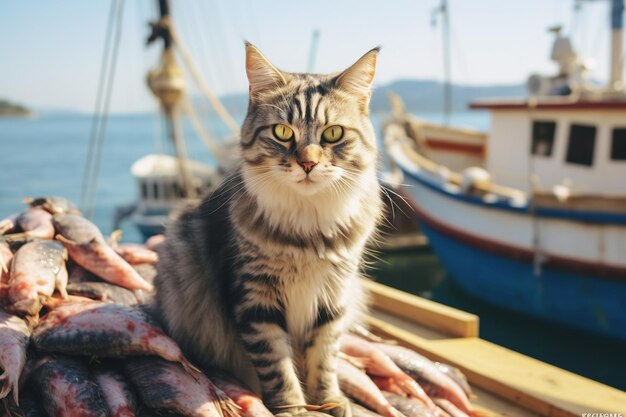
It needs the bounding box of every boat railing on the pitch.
[384,120,526,203]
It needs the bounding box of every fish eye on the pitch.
[273,124,294,142]
[322,125,344,143]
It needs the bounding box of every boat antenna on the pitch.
[147,0,197,199]
[307,29,320,73]
[432,0,452,125]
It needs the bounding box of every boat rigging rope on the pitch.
[169,26,241,137]
[80,0,119,214]
[81,0,126,219]
[180,97,221,162]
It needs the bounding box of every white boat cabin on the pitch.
[470,99,626,195]
[131,154,216,213]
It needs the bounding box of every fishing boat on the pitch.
[384,0,626,341]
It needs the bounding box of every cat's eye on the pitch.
[322,125,344,143]
[273,124,294,142]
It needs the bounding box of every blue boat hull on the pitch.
[421,222,626,341]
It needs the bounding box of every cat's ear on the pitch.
[335,47,380,99]
[245,42,287,101]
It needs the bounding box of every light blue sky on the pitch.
[0,0,612,113]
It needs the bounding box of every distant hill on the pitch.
[213,79,526,115]
[0,99,34,117]
[370,79,525,112]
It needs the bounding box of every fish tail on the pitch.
[11,379,18,407]
[55,234,78,246]
[0,373,9,400]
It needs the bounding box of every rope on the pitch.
[80,0,118,211]
[180,97,220,160]
[169,24,241,137]
[83,0,126,218]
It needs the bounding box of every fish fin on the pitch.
[108,230,123,247]
[57,285,69,300]
[0,373,10,402]
[212,383,242,417]
[1,233,29,244]
[11,379,18,407]
[180,358,203,381]
[350,324,398,345]
[338,352,370,370]
[304,403,341,411]
[56,234,78,246]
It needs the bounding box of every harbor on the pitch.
[1,0,626,416]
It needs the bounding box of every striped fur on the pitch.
[155,43,383,417]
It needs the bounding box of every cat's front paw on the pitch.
[320,395,352,417]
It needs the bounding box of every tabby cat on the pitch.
[155,43,383,417]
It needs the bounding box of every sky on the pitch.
[0,0,613,113]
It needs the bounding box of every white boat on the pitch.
[129,154,218,238]
[384,1,626,340]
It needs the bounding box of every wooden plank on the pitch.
[366,315,626,417]
[364,280,479,338]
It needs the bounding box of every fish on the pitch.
[350,324,396,345]
[124,356,237,417]
[132,263,157,285]
[114,244,159,265]
[8,240,68,316]
[351,403,385,417]
[41,294,96,311]
[213,376,273,417]
[68,263,104,284]
[0,213,19,236]
[67,282,139,306]
[14,208,55,240]
[375,345,473,415]
[52,214,153,291]
[340,334,435,410]
[12,389,47,417]
[0,241,13,300]
[432,399,469,417]
[24,196,80,215]
[94,368,140,417]
[433,364,471,397]
[145,234,165,251]
[382,393,438,417]
[0,310,31,404]
[32,302,200,376]
[0,240,12,274]
[337,358,404,417]
[29,356,109,417]
[369,376,407,397]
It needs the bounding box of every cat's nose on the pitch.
[298,160,318,174]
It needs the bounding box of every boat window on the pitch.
[141,181,148,199]
[153,182,160,200]
[531,121,556,157]
[611,128,626,161]
[163,182,172,200]
[565,124,596,166]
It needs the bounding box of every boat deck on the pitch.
[365,281,626,417]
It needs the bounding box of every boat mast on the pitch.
[147,0,197,199]
[432,0,452,125]
[610,0,624,91]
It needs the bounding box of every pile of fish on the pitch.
[0,196,476,417]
